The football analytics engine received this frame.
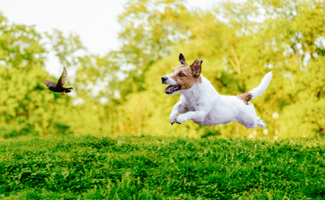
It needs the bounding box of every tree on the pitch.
[115,0,325,138]
[0,13,102,137]
[116,0,197,98]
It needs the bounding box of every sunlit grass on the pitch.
[1,135,325,199]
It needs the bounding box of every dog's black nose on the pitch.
[161,77,167,83]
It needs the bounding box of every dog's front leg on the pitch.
[176,111,207,124]
[170,101,187,125]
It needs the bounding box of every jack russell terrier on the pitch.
[161,53,273,128]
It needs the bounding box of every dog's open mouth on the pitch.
[164,84,181,94]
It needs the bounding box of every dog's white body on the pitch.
[168,73,272,128]
[161,54,272,128]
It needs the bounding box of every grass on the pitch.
[1,135,325,199]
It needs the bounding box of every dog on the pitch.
[161,53,273,128]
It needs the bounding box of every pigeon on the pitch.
[44,67,73,95]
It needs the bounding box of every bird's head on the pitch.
[65,87,73,93]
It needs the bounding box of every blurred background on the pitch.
[0,0,324,139]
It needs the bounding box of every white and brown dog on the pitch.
[161,53,273,128]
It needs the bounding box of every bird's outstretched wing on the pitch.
[57,67,67,88]
[43,81,56,88]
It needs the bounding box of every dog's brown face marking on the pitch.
[237,92,252,105]
[170,54,202,90]
[171,66,200,90]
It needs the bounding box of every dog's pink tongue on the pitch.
[165,85,180,94]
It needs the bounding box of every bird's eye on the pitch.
[178,72,185,77]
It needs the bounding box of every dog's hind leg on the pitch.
[256,117,266,127]
[237,116,257,128]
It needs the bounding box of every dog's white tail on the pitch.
[249,71,273,99]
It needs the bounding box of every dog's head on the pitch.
[161,53,202,95]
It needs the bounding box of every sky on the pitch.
[0,0,236,77]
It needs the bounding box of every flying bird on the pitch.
[44,67,73,95]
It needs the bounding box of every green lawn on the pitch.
[1,135,325,199]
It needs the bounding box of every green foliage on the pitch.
[116,0,197,97]
[0,13,111,137]
[115,0,325,138]
[45,29,86,69]
[0,14,75,137]
[1,135,325,199]
[1,0,325,139]
[0,65,74,137]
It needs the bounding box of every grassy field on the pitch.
[1,135,325,199]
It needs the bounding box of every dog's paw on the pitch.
[170,113,178,125]
[176,115,188,124]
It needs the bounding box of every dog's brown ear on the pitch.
[190,59,202,78]
[179,53,187,66]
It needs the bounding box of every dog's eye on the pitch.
[178,72,185,77]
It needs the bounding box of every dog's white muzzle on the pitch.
[161,75,181,95]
